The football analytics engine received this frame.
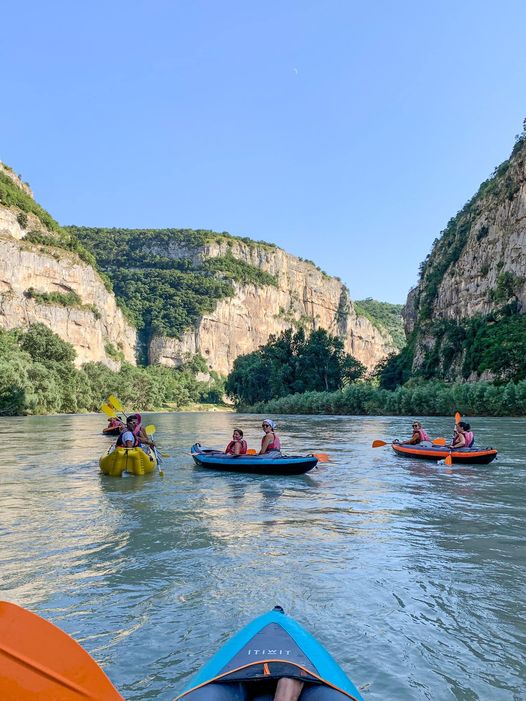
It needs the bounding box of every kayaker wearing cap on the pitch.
[260,419,281,454]
[116,414,155,450]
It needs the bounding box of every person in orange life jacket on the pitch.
[116,414,155,449]
[225,429,248,455]
[260,419,281,454]
[393,420,432,447]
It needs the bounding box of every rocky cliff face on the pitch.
[404,135,526,379]
[147,238,395,374]
[0,163,136,367]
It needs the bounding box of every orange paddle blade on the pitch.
[312,453,329,462]
[432,437,447,446]
[455,411,461,424]
[445,453,453,466]
[0,601,124,701]
[372,440,388,448]
[246,449,257,455]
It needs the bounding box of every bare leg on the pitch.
[273,678,304,701]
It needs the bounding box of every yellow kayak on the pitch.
[99,446,157,477]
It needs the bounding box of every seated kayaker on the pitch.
[107,416,124,429]
[225,429,248,455]
[450,421,475,449]
[458,421,475,448]
[394,420,432,447]
[260,419,281,454]
[116,414,155,450]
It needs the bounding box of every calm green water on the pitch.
[0,413,524,700]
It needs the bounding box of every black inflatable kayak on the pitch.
[191,444,318,475]
[392,442,497,464]
[175,606,364,701]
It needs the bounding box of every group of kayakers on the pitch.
[224,419,281,455]
[395,419,475,448]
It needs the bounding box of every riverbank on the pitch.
[239,379,526,417]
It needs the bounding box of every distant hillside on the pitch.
[69,226,397,374]
[353,298,405,350]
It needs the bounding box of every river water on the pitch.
[0,413,524,700]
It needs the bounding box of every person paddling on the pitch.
[225,429,248,455]
[394,420,432,447]
[116,414,155,450]
[260,419,281,454]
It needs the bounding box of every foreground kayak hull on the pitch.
[100,446,157,476]
[191,444,318,475]
[392,443,497,464]
[175,607,364,701]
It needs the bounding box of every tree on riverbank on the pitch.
[225,328,366,405]
[0,324,224,415]
[241,379,526,416]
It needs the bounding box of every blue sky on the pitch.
[2,1,526,303]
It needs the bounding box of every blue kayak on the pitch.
[175,606,364,701]
[191,444,318,475]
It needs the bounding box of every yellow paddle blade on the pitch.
[372,440,388,448]
[432,437,447,446]
[0,601,124,701]
[246,449,257,455]
[101,403,117,418]
[455,411,461,424]
[312,453,330,462]
[445,453,453,466]
[108,395,125,413]
[144,424,156,435]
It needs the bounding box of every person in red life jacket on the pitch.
[260,419,281,454]
[107,416,124,429]
[459,421,475,447]
[394,420,432,447]
[225,429,248,455]
[450,421,474,449]
[116,414,155,450]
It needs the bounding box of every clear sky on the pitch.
[2,1,526,303]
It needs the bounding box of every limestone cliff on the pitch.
[73,227,397,375]
[0,163,136,367]
[402,131,526,381]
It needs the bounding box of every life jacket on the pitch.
[225,439,247,454]
[464,431,474,448]
[266,433,281,451]
[116,431,140,448]
[416,428,431,442]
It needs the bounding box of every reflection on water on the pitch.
[1,413,525,700]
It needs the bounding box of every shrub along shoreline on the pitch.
[239,380,526,417]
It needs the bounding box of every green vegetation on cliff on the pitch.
[68,227,278,342]
[354,298,405,349]
[0,323,224,416]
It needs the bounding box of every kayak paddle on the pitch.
[108,395,127,418]
[372,438,447,448]
[101,403,118,419]
[444,412,462,466]
[311,453,330,462]
[0,601,124,701]
[144,425,166,475]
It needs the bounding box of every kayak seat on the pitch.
[182,682,352,701]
